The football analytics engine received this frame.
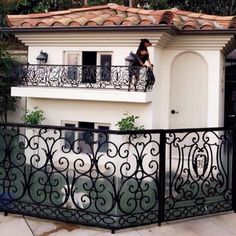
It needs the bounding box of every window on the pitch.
[63,123,76,150]
[99,54,112,81]
[64,52,81,65]
[64,51,112,83]
[64,52,81,81]
[68,66,78,80]
[78,122,95,154]
[97,125,109,152]
[62,121,110,153]
[82,52,97,83]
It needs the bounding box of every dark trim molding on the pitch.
[1,25,178,35]
[2,25,236,36]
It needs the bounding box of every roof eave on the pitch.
[1,25,178,35]
[179,29,236,35]
[2,25,236,36]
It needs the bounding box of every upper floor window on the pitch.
[98,53,112,81]
[64,51,112,83]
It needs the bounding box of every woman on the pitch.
[128,38,153,91]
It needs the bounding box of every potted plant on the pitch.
[21,106,45,125]
[116,112,144,131]
[21,106,45,168]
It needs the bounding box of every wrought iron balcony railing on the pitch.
[13,64,154,92]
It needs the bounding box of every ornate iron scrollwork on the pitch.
[14,64,153,91]
[0,124,233,230]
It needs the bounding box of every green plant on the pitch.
[21,106,45,125]
[116,112,144,131]
[0,44,21,122]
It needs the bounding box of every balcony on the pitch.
[11,64,155,103]
[13,64,155,90]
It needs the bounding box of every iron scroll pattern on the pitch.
[164,130,233,221]
[14,64,150,91]
[0,124,160,230]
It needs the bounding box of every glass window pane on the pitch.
[68,66,78,80]
[67,54,79,65]
[100,54,111,81]
[78,122,94,154]
[98,125,109,153]
[64,123,76,149]
[82,52,97,83]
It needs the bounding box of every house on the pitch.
[4,3,236,130]
[1,4,236,231]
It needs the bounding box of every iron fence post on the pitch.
[158,130,166,226]
[232,128,236,213]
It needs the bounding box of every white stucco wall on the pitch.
[12,33,161,128]
[10,32,235,129]
[28,45,155,66]
[158,49,226,128]
[24,43,222,129]
[26,98,153,130]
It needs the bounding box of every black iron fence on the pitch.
[0,123,234,233]
[13,64,153,91]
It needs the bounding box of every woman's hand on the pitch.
[146,64,153,68]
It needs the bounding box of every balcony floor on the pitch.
[11,87,154,103]
[1,212,235,236]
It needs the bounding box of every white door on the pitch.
[170,52,208,128]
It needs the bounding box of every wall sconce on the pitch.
[36,50,48,64]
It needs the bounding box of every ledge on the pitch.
[11,87,153,103]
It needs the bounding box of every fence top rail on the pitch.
[0,122,231,134]
[18,64,131,68]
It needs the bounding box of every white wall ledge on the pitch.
[11,87,153,103]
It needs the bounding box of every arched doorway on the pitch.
[170,52,208,128]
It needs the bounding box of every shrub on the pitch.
[21,106,45,125]
[116,112,144,131]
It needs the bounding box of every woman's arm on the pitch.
[146,52,153,68]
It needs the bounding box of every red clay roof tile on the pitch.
[36,19,56,26]
[70,17,88,26]
[199,14,218,20]
[126,7,140,14]
[20,22,33,27]
[103,20,115,25]
[149,10,167,16]
[20,19,39,27]
[53,18,73,26]
[199,20,214,28]
[188,12,203,18]
[183,18,199,30]
[68,21,81,27]
[52,22,64,27]
[104,16,123,25]
[86,21,98,26]
[159,11,174,25]
[84,12,97,19]
[115,5,129,12]
[122,15,140,25]
[138,9,154,15]
[173,9,192,16]
[140,19,153,25]
[229,17,236,28]
[6,3,236,31]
